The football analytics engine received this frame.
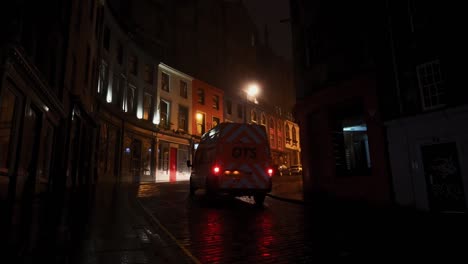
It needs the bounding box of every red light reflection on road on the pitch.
[198,210,224,264]
[256,212,276,261]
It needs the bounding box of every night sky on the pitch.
[244,0,292,61]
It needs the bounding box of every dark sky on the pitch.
[243,0,292,61]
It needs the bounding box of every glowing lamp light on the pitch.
[247,83,259,97]
[196,113,203,121]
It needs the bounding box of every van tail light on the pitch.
[267,168,274,177]
[212,166,221,176]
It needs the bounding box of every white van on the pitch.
[187,123,274,205]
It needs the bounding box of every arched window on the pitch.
[292,126,297,145]
[285,124,291,143]
[269,117,275,129]
[251,109,257,123]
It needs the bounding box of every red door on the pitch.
[170,148,177,182]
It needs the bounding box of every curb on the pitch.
[267,193,305,205]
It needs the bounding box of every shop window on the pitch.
[332,109,371,176]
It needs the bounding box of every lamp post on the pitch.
[242,82,261,124]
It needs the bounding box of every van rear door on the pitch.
[216,124,272,191]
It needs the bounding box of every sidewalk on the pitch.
[268,174,304,204]
[72,183,193,264]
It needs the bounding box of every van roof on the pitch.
[201,122,268,144]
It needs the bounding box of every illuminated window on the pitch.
[143,93,152,120]
[332,109,371,176]
[196,112,205,135]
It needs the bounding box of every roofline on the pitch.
[158,63,194,80]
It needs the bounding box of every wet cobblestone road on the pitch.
[137,182,317,263]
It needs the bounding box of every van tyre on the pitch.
[254,194,265,206]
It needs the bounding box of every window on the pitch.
[178,105,188,132]
[226,100,232,115]
[129,54,138,75]
[261,113,266,125]
[237,104,243,118]
[197,89,205,104]
[0,87,18,177]
[270,134,275,148]
[285,124,291,144]
[269,117,275,130]
[103,26,110,50]
[98,61,108,94]
[292,126,297,145]
[251,110,257,123]
[143,93,152,120]
[180,80,187,98]
[278,137,282,149]
[144,64,153,84]
[126,84,136,113]
[112,74,119,105]
[212,95,219,110]
[417,60,444,110]
[332,111,371,176]
[161,72,169,92]
[212,117,220,128]
[160,99,170,128]
[120,75,127,111]
[196,112,205,135]
[117,42,123,65]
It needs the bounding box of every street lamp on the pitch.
[245,82,260,104]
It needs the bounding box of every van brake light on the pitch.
[213,166,221,176]
[267,168,274,177]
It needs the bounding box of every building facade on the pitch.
[96,2,162,184]
[0,0,99,260]
[192,79,224,137]
[290,0,392,204]
[382,1,468,212]
[155,63,193,182]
